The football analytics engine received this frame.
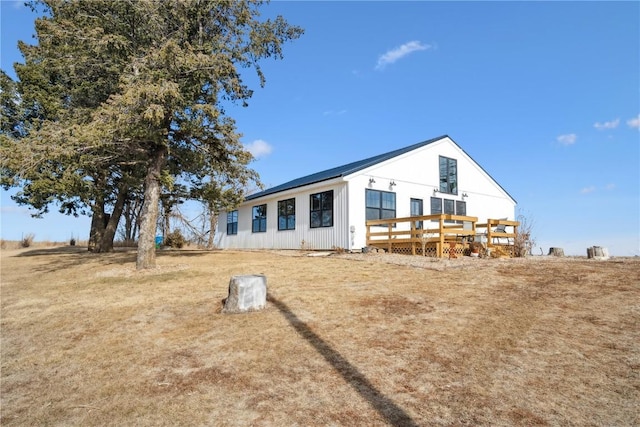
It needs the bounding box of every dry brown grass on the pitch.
[1,247,638,426]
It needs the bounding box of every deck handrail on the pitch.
[365,215,519,257]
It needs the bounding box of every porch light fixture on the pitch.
[369,177,376,184]
[462,192,469,199]
[433,188,439,195]
[390,180,396,187]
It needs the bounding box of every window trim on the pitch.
[310,190,333,228]
[251,204,267,233]
[277,198,296,231]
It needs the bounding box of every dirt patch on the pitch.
[1,248,638,426]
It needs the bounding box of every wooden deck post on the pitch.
[438,215,445,258]
[410,222,416,255]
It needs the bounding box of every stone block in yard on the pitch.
[223,275,267,313]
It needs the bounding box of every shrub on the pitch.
[514,212,536,257]
[164,230,186,249]
[21,233,35,248]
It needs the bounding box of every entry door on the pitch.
[410,198,423,230]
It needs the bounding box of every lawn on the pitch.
[1,247,638,426]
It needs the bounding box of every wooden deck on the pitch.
[365,215,520,258]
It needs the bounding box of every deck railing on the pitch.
[365,215,519,258]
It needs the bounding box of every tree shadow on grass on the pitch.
[12,246,220,274]
[13,246,137,274]
[14,246,93,257]
[269,295,419,427]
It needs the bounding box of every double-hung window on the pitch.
[278,198,295,230]
[310,190,333,228]
[439,156,458,195]
[366,189,396,223]
[226,210,238,235]
[252,204,267,233]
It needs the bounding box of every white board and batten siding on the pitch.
[343,138,515,249]
[217,135,517,251]
[219,179,350,250]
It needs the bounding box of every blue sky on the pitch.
[1,1,639,255]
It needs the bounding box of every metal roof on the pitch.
[244,134,516,203]
[245,135,447,201]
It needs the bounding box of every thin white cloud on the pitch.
[627,114,640,130]
[580,186,596,194]
[556,133,577,146]
[580,183,615,195]
[244,139,273,158]
[594,118,620,130]
[375,41,432,70]
[323,109,347,116]
[0,205,31,215]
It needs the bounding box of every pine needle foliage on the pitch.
[1,0,303,267]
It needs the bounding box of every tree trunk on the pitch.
[88,174,108,252]
[95,182,128,253]
[136,146,167,270]
[587,246,609,260]
[548,247,565,257]
[88,201,106,252]
[123,196,142,244]
[207,204,217,250]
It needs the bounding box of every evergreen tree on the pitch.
[1,0,303,267]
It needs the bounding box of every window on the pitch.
[455,200,467,224]
[439,156,458,195]
[366,189,396,222]
[430,197,442,215]
[432,198,467,222]
[310,190,333,228]
[226,210,238,235]
[443,199,455,215]
[410,198,423,229]
[252,204,267,233]
[278,198,295,230]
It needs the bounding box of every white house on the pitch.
[217,135,516,252]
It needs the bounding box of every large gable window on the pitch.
[366,189,396,222]
[278,198,295,230]
[252,204,267,233]
[439,156,458,195]
[310,190,333,228]
[226,210,238,235]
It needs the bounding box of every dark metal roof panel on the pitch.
[245,135,447,201]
